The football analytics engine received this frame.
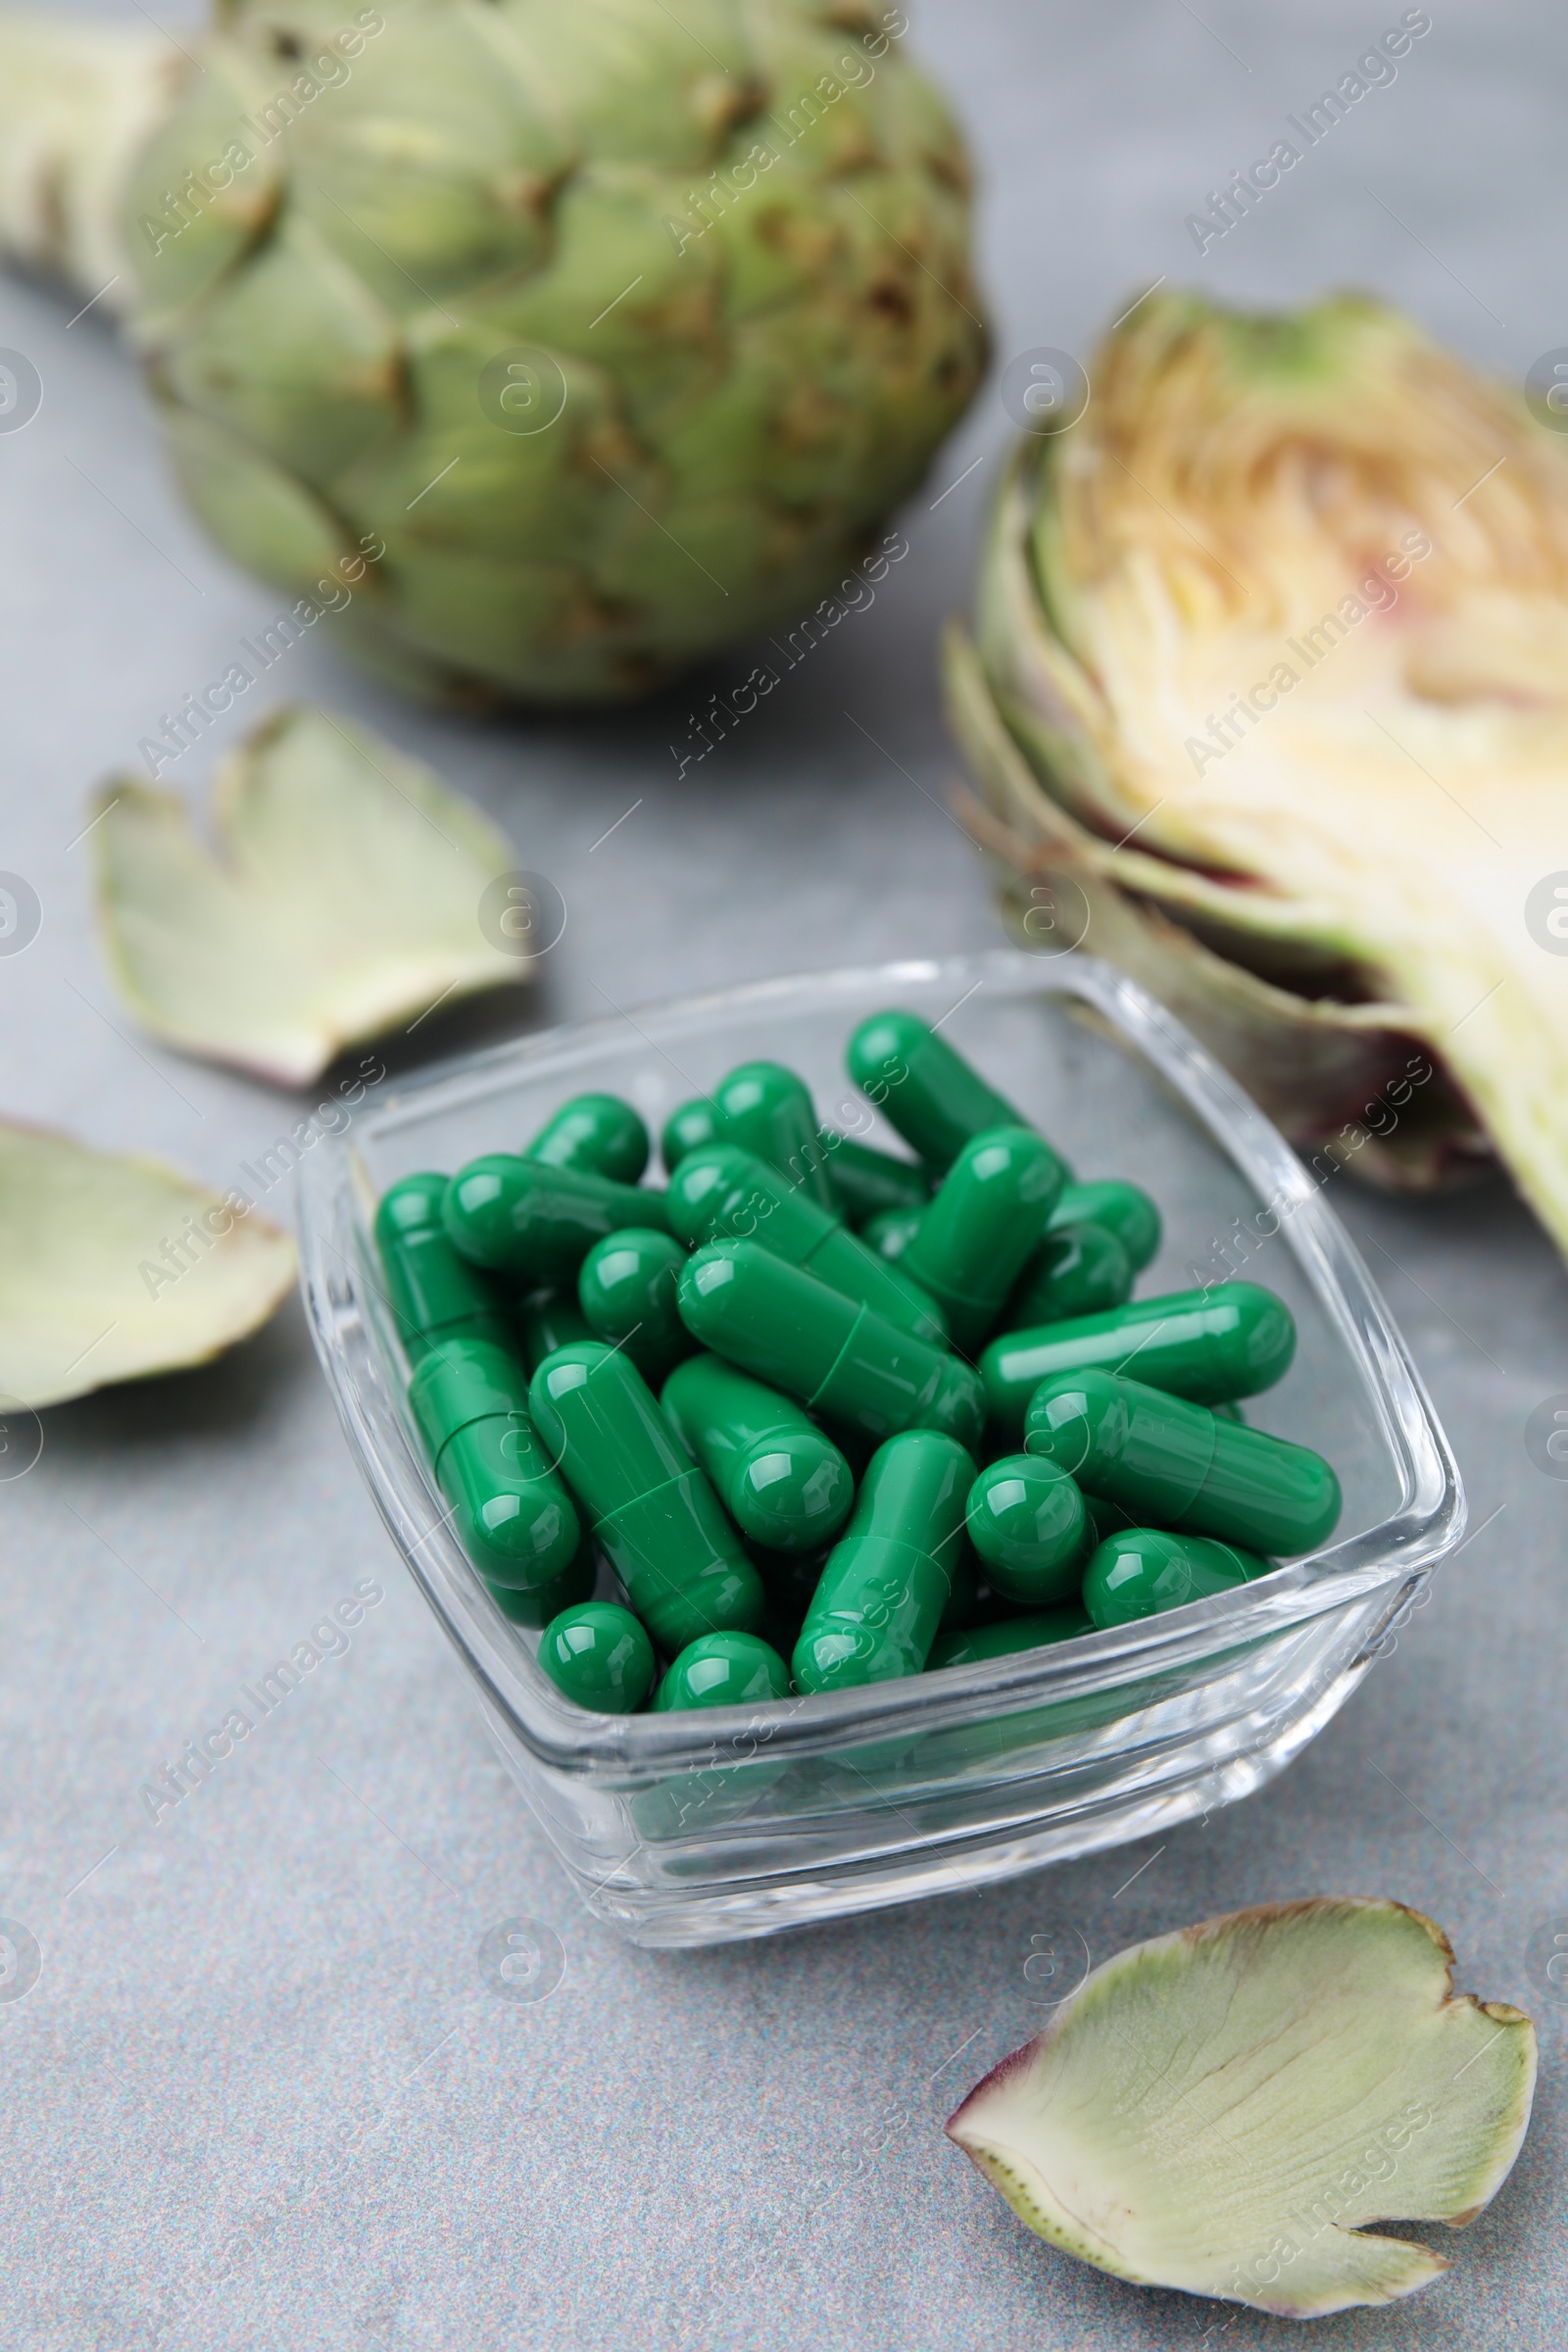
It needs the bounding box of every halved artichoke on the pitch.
[947,290,1568,1231]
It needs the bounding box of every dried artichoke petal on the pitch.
[948,1898,1536,2318]
[91,706,527,1086]
[0,1122,296,1409]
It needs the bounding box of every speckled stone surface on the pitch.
[2,2,1566,2345]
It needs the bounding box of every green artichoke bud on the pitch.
[0,0,985,703]
[949,289,1568,1240]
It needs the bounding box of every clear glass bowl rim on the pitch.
[296,950,1464,1781]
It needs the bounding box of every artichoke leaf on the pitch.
[948,1897,1536,2318]
[960,291,1568,1249]
[91,706,529,1086]
[0,1122,295,1410]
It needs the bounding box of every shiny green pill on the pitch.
[375,1172,511,1362]
[965,1453,1088,1606]
[677,1239,986,1452]
[669,1144,946,1345]
[577,1227,694,1386]
[1051,1179,1160,1271]
[845,1009,1033,1175]
[537,1600,656,1713]
[982,1281,1297,1434]
[928,1604,1093,1669]
[1083,1528,1270,1629]
[1006,1221,1134,1329]
[443,1152,672,1281]
[662,1351,853,1552]
[652,1630,793,1712]
[1025,1368,1341,1555]
[529,1342,762,1654]
[662,1097,721,1173]
[902,1125,1068,1351]
[793,1429,976,1691]
[713,1059,836,1209]
[823,1138,931,1227]
[409,1336,580,1591]
[524,1092,650,1184]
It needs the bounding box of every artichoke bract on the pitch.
[948,1898,1536,2317]
[0,0,986,704]
[0,1121,297,1408]
[948,290,1568,1243]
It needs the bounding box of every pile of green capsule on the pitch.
[374,1011,1343,1715]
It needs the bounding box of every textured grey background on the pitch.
[2,2,1566,2345]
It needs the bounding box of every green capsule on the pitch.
[712,1059,836,1209]
[793,1430,976,1691]
[862,1204,924,1264]
[845,1008,1034,1175]
[982,1282,1297,1435]
[577,1227,694,1386]
[662,1352,853,1553]
[409,1336,580,1591]
[928,1604,1093,1669]
[374,1172,511,1361]
[1051,1179,1160,1272]
[902,1125,1068,1351]
[1214,1399,1247,1425]
[823,1137,931,1227]
[668,1145,946,1346]
[965,1453,1089,1606]
[677,1240,986,1452]
[652,1630,793,1712]
[443,1153,672,1281]
[487,1533,596,1627]
[537,1600,656,1713]
[1007,1221,1134,1328]
[1083,1528,1270,1629]
[529,1342,762,1654]
[514,1287,593,1375]
[661,1097,721,1173]
[1025,1369,1341,1555]
[524,1092,650,1185]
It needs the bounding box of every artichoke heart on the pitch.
[949,290,1568,1241]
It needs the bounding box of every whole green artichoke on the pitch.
[0,0,986,703]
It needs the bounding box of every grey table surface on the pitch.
[3,1,1566,2345]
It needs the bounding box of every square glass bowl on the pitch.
[297,952,1462,1949]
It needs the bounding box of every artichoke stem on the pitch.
[0,11,187,306]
